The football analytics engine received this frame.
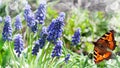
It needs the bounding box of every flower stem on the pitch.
[39,42,50,66]
[8,41,18,68]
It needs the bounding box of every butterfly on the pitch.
[93,30,116,63]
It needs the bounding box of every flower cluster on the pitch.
[72,28,80,45]
[32,38,46,55]
[32,40,40,55]
[24,4,37,33]
[24,4,32,26]
[32,26,48,55]
[47,12,65,42]
[51,40,63,57]
[0,1,73,64]
[35,1,46,24]
[14,15,22,30]
[14,34,24,57]
[64,54,70,63]
[2,16,12,41]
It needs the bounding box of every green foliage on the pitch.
[0,4,6,16]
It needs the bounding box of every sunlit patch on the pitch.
[106,59,117,67]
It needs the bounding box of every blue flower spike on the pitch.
[51,40,63,58]
[14,15,22,30]
[2,16,12,41]
[14,34,24,57]
[64,54,70,63]
[32,26,48,55]
[35,1,46,24]
[47,12,65,42]
[24,4,37,33]
[72,28,81,45]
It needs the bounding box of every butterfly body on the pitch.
[93,30,116,63]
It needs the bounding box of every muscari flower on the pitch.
[2,16,12,41]
[32,40,40,55]
[51,40,63,58]
[47,12,65,42]
[24,4,38,33]
[35,1,46,24]
[32,26,48,55]
[0,16,2,23]
[14,15,22,30]
[14,34,24,57]
[24,4,35,27]
[24,4,32,22]
[64,54,70,63]
[72,28,80,45]
[40,26,48,38]
[31,22,38,33]
[32,38,46,55]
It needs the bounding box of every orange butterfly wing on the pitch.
[93,30,116,63]
[100,30,116,50]
[94,45,112,63]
